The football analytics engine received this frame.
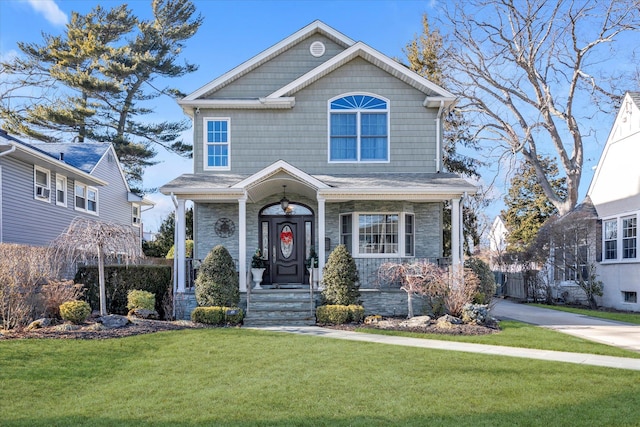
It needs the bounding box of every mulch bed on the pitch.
[1,316,499,340]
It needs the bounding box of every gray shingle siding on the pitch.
[194,58,437,175]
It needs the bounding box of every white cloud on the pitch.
[26,0,67,26]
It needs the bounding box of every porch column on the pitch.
[451,197,462,269]
[238,195,247,292]
[317,195,326,283]
[176,198,186,293]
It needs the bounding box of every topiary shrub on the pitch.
[59,300,91,324]
[321,244,360,305]
[195,245,239,307]
[464,258,496,304]
[127,290,156,311]
[347,304,365,323]
[191,306,243,326]
[316,305,350,325]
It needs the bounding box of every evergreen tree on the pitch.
[0,0,202,191]
[403,14,488,255]
[143,207,193,258]
[502,156,566,254]
[195,245,239,307]
[321,245,360,306]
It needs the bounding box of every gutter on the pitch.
[0,144,16,157]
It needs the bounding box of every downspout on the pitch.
[0,145,16,157]
[171,193,179,320]
[435,100,445,173]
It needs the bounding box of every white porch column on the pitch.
[238,195,247,292]
[317,195,326,284]
[176,198,186,293]
[451,197,462,269]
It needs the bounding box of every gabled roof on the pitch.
[33,142,111,174]
[183,20,354,102]
[178,20,455,112]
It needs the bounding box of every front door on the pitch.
[259,203,314,286]
[269,218,305,284]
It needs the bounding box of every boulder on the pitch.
[399,316,431,328]
[128,308,159,320]
[98,314,130,329]
[437,314,462,329]
[27,318,53,330]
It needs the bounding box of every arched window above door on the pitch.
[260,203,313,216]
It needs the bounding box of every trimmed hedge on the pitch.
[316,304,365,325]
[75,265,171,319]
[191,306,243,326]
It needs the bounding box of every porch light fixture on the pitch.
[280,185,290,212]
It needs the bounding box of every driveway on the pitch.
[492,298,640,352]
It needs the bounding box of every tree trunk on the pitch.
[98,248,107,316]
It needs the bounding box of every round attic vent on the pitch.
[310,41,325,57]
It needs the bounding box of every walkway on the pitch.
[252,301,640,371]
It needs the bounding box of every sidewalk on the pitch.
[255,325,640,371]
[491,298,640,352]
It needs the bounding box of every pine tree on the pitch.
[502,156,566,254]
[0,0,202,191]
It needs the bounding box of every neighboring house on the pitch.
[161,21,477,317]
[587,91,640,312]
[489,215,508,270]
[0,129,152,248]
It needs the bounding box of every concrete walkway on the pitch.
[252,301,640,371]
[492,298,640,353]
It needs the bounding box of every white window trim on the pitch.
[132,203,141,227]
[327,92,391,164]
[341,211,414,258]
[74,182,99,215]
[34,166,51,202]
[55,174,67,207]
[203,117,231,171]
[601,213,639,264]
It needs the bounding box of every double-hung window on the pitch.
[329,94,389,162]
[340,212,414,257]
[132,204,141,226]
[34,166,51,201]
[604,219,617,260]
[602,215,638,261]
[622,216,637,259]
[56,175,67,207]
[204,118,230,170]
[75,183,98,214]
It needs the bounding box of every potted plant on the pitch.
[250,248,267,289]
[306,246,319,289]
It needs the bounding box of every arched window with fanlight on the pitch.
[328,93,389,162]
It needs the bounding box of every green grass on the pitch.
[2,328,640,426]
[530,303,640,324]
[355,320,640,358]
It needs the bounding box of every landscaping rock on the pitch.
[27,318,53,330]
[98,314,130,329]
[399,316,431,328]
[128,308,159,320]
[437,314,462,329]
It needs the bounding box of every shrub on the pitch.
[316,305,350,325]
[191,306,243,325]
[464,258,496,304]
[40,280,85,319]
[321,245,360,305]
[127,290,156,311]
[461,303,490,325]
[347,305,365,323]
[195,245,239,307]
[59,300,91,324]
[0,244,57,329]
[166,240,194,259]
[75,265,171,319]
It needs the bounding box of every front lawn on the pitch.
[356,320,640,358]
[2,328,640,426]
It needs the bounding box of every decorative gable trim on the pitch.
[267,42,456,104]
[232,159,330,191]
[182,20,354,102]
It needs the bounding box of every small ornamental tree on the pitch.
[321,245,360,306]
[195,245,239,307]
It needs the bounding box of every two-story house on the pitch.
[161,21,477,318]
[0,129,151,248]
[588,91,640,311]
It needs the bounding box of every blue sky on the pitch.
[0,0,623,235]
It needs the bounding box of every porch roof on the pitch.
[160,170,478,202]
